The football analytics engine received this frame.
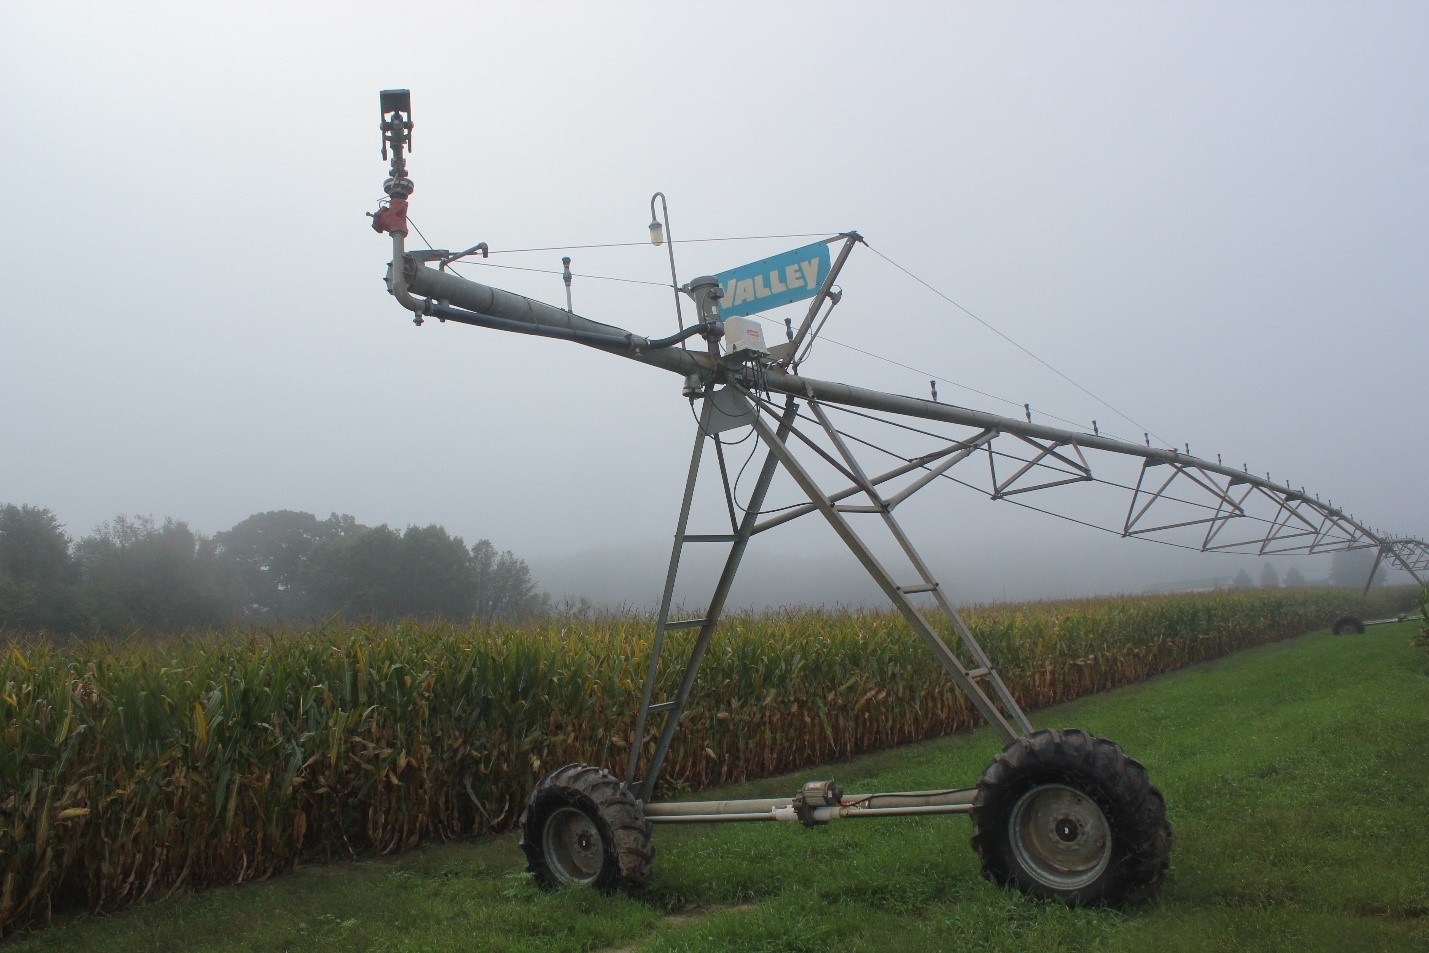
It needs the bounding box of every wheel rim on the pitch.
[1008,783,1111,891]
[542,806,604,884]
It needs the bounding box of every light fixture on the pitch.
[648,191,683,331]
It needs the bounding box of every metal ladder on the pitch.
[790,397,1032,742]
[629,387,1031,804]
[628,395,799,803]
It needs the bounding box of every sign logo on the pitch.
[711,241,831,319]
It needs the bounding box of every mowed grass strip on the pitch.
[11,621,1426,952]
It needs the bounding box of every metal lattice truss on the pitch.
[732,385,1427,590]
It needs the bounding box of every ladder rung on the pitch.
[682,534,739,543]
[647,700,678,713]
[898,583,938,594]
[666,618,709,630]
[966,667,990,680]
[835,504,884,514]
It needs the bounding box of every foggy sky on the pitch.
[3,1,1426,608]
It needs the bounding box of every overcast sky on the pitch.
[3,1,1425,606]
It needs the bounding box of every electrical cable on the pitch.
[451,259,671,288]
[712,397,815,518]
[730,435,761,510]
[864,243,1168,446]
[686,383,759,442]
[743,312,1102,437]
[815,404,1093,483]
[406,215,437,254]
[476,233,838,256]
[728,432,817,519]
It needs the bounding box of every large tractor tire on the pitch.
[1331,615,1366,635]
[519,764,653,891]
[971,729,1171,906]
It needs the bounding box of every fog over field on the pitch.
[3,2,1425,609]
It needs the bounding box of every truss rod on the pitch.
[751,431,994,534]
[744,401,1024,742]
[1202,480,1258,550]
[801,397,1033,735]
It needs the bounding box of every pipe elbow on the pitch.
[386,235,427,317]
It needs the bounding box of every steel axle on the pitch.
[643,786,978,824]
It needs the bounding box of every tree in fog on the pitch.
[0,504,80,633]
[299,523,543,621]
[1283,565,1308,587]
[216,510,360,619]
[76,516,241,632]
[1258,562,1280,589]
[303,523,474,620]
[3,502,549,631]
[471,538,547,620]
[396,524,485,619]
[1329,548,1383,589]
[1231,568,1254,590]
[301,524,403,619]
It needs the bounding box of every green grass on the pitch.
[11,623,1427,952]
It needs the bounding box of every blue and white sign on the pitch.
[712,241,832,318]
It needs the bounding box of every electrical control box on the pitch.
[722,316,769,358]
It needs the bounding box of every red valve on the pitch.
[371,197,409,236]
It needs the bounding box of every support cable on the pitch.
[453,259,670,288]
[744,312,1098,435]
[477,232,839,256]
[413,214,1159,448]
[864,243,1169,447]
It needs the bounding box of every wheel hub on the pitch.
[542,807,604,884]
[1008,783,1111,890]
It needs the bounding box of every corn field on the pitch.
[0,587,1415,934]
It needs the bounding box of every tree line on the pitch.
[0,505,548,636]
[1224,549,1384,591]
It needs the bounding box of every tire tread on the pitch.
[971,729,1171,906]
[518,763,653,891]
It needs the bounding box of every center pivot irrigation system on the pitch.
[370,91,1426,906]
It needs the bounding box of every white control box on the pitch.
[722,316,769,357]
